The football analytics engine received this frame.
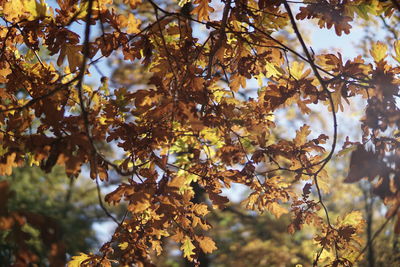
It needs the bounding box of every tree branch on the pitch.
[283,1,338,229]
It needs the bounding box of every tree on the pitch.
[0,165,108,266]
[0,0,399,266]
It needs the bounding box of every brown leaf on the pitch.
[344,145,382,183]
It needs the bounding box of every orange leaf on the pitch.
[127,13,141,34]
[195,236,217,254]
[192,0,214,21]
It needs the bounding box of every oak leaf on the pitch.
[192,0,214,21]
[266,202,288,219]
[195,236,217,254]
[181,236,196,260]
[294,125,311,147]
[344,145,382,183]
[127,13,141,34]
[370,42,387,62]
[57,45,83,71]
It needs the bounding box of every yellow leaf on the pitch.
[316,169,330,194]
[151,239,163,255]
[3,0,24,21]
[118,242,129,250]
[370,42,387,62]
[266,202,288,219]
[178,0,191,7]
[290,61,310,80]
[394,40,400,63]
[27,153,40,167]
[127,13,141,34]
[168,174,186,189]
[76,1,89,19]
[319,248,335,262]
[98,116,108,125]
[340,211,364,227]
[25,0,47,19]
[265,62,283,78]
[67,253,91,267]
[181,236,196,260]
[196,236,217,254]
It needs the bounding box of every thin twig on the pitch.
[96,177,120,225]
[284,1,340,263]
[284,1,337,226]
[0,76,79,113]
[206,0,231,79]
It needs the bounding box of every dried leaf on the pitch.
[196,236,217,254]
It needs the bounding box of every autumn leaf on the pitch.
[67,253,91,267]
[393,40,400,62]
[126,0,141,9]
[192,0,214,21]
[193,203,209,216]
[229,73,246,92]
[181,236,196,260]
[266,202,288,219]
[0,0,399,265]
[127,13,141,34]
[294,125,311,146]
[25,0,47,19]
[0,153,18,176]
[57,45,83,71]
[317,169,330,194]
[3,0,25,21]
[178,0,191,7]
[330,88,344,112]
[370,41,387,62]
[0,63,12,83]
[265,62,284,78]
[344,145,382,183]
[339,211,364,227]
[290,61,310,80]
[195,236,217,254]
[118,242,129,250]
